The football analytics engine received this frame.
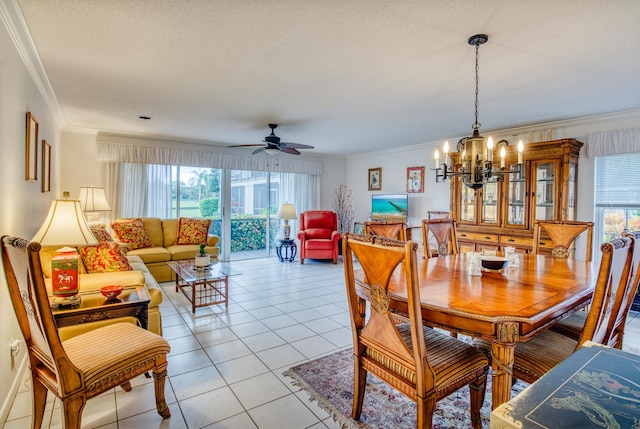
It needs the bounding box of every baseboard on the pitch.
[0,354,28,425]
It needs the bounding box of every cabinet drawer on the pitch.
[499,235,533,247]
[457,232,499,243]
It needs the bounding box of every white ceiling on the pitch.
[14,0,640,157]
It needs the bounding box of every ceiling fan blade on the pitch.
[252,147,267,155]
[279,147,301,155]
[228,144,265,148]
[280,142,315,149]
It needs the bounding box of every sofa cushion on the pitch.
[162,218,179,247]
[111,218,155,250]
[39,247,88,278]
[175,218,212,245]
[140,218,165,247]
[167,244,218,261]
[79,242,133,273]
[89,224,114,242]
[125,246,172,264]
[305,227,333,239]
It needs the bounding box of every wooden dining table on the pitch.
[353,252,597,409]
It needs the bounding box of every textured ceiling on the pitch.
[14,0,640,156]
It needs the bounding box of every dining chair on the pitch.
[1,236,171,429]
[421,218,459,258]
[343,233,489,429]
[532,220,594,262]
[427,211,450,219]
[473,236,635,385]
[363,220,407,240]
[552,231,640,348]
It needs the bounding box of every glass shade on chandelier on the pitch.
[276,203,297,240]
[432,34,525,190]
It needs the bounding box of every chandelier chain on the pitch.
[473,40,480,131]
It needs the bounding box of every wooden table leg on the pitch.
[491,321,519,409]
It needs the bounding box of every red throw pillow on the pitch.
[175,218,212,245]
[110,218,154,250]
[79,242,133,273]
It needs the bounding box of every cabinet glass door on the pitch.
[481,180,499,224]
[534,161,557,220]
[506,166,527,227]
[459,185,475,223]
[566,163,576,220]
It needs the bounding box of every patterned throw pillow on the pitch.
[90,224,114,243]
[79,242,133,273]
[110,218,154,250]
[175,218,212,245]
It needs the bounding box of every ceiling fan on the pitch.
[228,124,314,155]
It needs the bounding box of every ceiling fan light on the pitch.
[265,148,279,155]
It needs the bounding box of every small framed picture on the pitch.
[26,112,38,181]
[406,166,425,193]
[368,167,382,191]
[42,140,51,193]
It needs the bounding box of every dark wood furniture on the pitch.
[276,238,297,262]
[167,260,239,313]
[343,234,489,429]
[490,342,640,428]
[353,252,596,409]
[450,139,583,254]
[52,285,150,330]
[363,220,407,240]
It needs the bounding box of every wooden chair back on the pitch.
[427,211,449,219]
[363,220,407,241]
[421,218,459,258]
[532,220,594,262]
[578,236,634,348]
[609,231,640,348]
[342,233,430,393]
[2,237,72,392]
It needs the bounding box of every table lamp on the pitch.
[78,186,111,223]
[276,203,297,240]
[32,192,99,307]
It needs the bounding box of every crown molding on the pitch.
[0,0,65,127]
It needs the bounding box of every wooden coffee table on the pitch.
[167,260,240,313]
[51,285,150,330]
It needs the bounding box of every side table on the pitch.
[276,239,297,262]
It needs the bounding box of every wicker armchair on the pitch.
[474,237,635,385]
[343,233,489,428]
[1,236,171,429]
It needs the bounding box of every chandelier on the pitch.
[433,34,524,190]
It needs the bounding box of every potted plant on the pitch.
[195,243,210,268]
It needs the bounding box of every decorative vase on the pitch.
[195,254,210,268]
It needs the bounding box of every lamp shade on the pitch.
[276,203,297,220]
[32,199,99,246]
[78,186,111,212]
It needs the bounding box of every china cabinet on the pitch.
[449,139,583,253]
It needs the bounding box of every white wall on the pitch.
[0,17,62,420]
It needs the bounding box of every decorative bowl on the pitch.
[100,285,124,300]
[481,256,510,271]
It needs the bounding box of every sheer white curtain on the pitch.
[145,164,172,218]
[279,173,320,237]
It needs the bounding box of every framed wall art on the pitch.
[368,167,382,191]
[26,112,38,181]
[42,140,51,193]
[406,166,425,193]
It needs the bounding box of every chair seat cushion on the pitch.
[550,310,586,340]
[305,239,335,250]
[63,323,170,394]
[367,324,488,394]
[473,330,577,383]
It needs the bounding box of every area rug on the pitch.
[285,348,529,429]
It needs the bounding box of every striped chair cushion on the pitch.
[63,323,170,392]
[367,323,488,392]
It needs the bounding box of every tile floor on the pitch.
[3,256,640,429]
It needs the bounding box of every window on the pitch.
[595,153,640,248]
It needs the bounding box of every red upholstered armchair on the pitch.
[297,211,340,264]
